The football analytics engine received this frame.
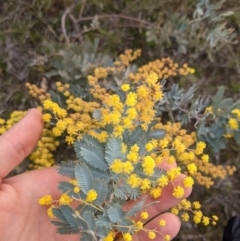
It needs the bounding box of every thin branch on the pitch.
[69,13,82,42]
[76,14,153,28]
[79,0,87,19]
[61,1,78,43]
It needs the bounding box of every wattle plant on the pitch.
[37,72,219,240]
[0,50,238,240]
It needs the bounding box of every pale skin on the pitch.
[0,109,192,241]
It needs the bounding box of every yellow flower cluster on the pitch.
[115,49,141,67]
[88,71,164,132]
[128,58,195,82]
[39,195,53,206]
[29,127,59,169]
[47,205,56,218]
[86,189,98,202]
[25,82,50,101]
[103,231,116,241]
[171,199,218,225]
[0,111,26,134]
[59,193,73,205]
[153,121,236,189]
[228,108,240,131]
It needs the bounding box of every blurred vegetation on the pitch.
[0,0,240,240]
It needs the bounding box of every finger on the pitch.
[151,174,192,213]
[135,212,181,241]
[158,159,177,170]
[0,109,43,179]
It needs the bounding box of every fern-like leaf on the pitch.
[90,166,111,183]
[129,188,141,201]
[126,197,146,217]
[92,179,108,206]
[57,161,76,178]
[82,211,96,231]
[57,227,81,235]
[75,164,93,194]
[81,146,108,171]
[107,203,125,223]
[60,205,79,228]
[96,215,111,229]
[105,137,123,165]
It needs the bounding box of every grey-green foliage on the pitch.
[57,161,76,178]
[197,87,240,152]
[157,84,210,126]
[147,0,236,58]
[157,83,240,152]
[105,137,124,165]
[43,39,115,103]
[44,40,138,107]
[53,129,165,239]
[75,164,93,194]
[44,39,113,84]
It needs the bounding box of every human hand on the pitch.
[0,109,191,241]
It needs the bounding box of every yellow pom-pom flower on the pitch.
[141,211,149,220]
[148,231,156,239]
[86,189,98,202]
[121,84,130,92]
[38,195,53,206]
[183,176,194,188]
[159,219,166,226]
[172,186,185,198]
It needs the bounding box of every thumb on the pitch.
[0,109,43,179]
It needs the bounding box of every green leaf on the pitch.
[52,207,68,223]
[92,109,102,121]
[57,161,76,178]
[105,137,123,165]
[58,181,78,199]
[212,86,225,108]
[129,188,141,201]
[60,205,79,227]
[217,98,233,109]
[82,211,96,231]
[135,138,147,157]
[57,227,81,235]
[107,203,125,222]
[92,179,108,206]
[126,198,146,217]
[117,218,134,233]
[81,146,108,171]
[81,135,104,151]
[96,225,109,238]
[49,90,63,107]
[90,166,111,183]
[148,129,165,139]
[128,127,146,144]
[96,215,111,229]
[114,184,129,200]
[234,130,240,145]
[76,204,96,214]
[51,221,69,227]
[75,164,93,194]
[104,125,114,134]
[151,167,165,181]
[74,135,104,161]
